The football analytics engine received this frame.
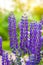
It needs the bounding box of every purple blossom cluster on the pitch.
[26,54,36,65]
[8,13,18,49]
[8,13,43,65]
[0,13,42,65]
[2,51,9,65]
[30,22,42,64]
[20,15,29,53]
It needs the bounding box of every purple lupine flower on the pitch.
[8,13,18,49]
[29,54,36,61]
[0,36,2,55]
[30,22,36,54]
[6,53,9,65]
[20,15,29,53]
[2,51,9,65]
[29,54,36,65]
[26,54,36,65]
[26,38,30,54]
[30,22,42,64]
[26,58,31,65]
[2,51,6,65]
[34,23,42,64]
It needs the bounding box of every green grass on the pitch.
[2,41,11,50]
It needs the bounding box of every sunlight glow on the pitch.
[20,0,27,4]
[30,3,38,11]
[28,0,42,12]
[0,0,43,12]
[0,0,14,11]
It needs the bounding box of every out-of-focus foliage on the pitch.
[2,41,10,50]
[0,12,9,40]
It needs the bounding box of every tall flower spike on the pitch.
[8,13,18,49]
[30,22,42,64]
[20,14,29,53]
[0,36,2,55]
[2,51,6,65]
[2,51,9,65]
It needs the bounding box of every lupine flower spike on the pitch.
[20,14,29,54]
[8,13,18,49]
